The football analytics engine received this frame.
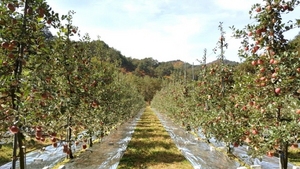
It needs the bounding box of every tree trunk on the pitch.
[12,133,18,169]
[279,142,288,169]
[89,132,93,147]
[18,132,25,169]
[67,116,74,159]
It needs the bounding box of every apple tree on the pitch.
[232,0,300,168]
[0,0,61,168]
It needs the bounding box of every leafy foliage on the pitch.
[0,1,145,168]
[152,1,300,168]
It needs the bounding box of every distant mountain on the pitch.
[159,59,239,68]
[206,59,239,66]
[168,60,185,69]
[118,57,239,78]
[82,39,239,78]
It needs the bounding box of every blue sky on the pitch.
[46,0,300,64]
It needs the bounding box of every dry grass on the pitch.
[0,138,51,166]
[289,147,300,166]
[117,107,193,169]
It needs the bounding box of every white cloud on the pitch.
[122,1,161,15]
[84,25,198,63]
[46,0,300,65]
[213,0,260,11]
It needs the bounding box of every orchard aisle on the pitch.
[0,109,144,169]
[1,107,264,169]
[153,109,241,169]
[154,108,296,169]
[117,107,193,169]
[63,107,241,169]
[63,109,144,169]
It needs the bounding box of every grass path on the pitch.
[0,140,51,166]
[117,107,193,169]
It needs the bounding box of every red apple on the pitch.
[260,76,266,81]
[27,7,33,15]
[52,142,58,148]
[92,101,98,108]
[10,40,17,47]
[270,50,275,56]
[2,61,8,66]
[10,125,19,134]
[296,109,300,114]
[291,143,298,149]
[50,137,57,143]
[233,142,239,147]
[273,60,279,64]
[40,137,45,142]
[244,137,251,143]
[275,88,281,94]
[252,46,259,53]
[1,42,9,49]
[256,7,261,12]
[82,144,87,149]
[38,8,45,17]
[267,151,274,157]
[260,82,266,87]
[234,104,239,108]
[282,5,289,11]
[47,19,52,25]
[36,130,42,138]
[251,60,257,66]
[8,53,14,59]
[50,132,57,137]
[256,29,262,35]
[41,92,48,99]
[288,6,294,11]
[40,101,46,106]
[271,73,277,78]
[252,129,259,135]
[7,3,15,12]
[241,106,247,111]
[257,59,264,65]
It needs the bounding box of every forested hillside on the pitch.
[59,32,299,103]
[69,38,241,102]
